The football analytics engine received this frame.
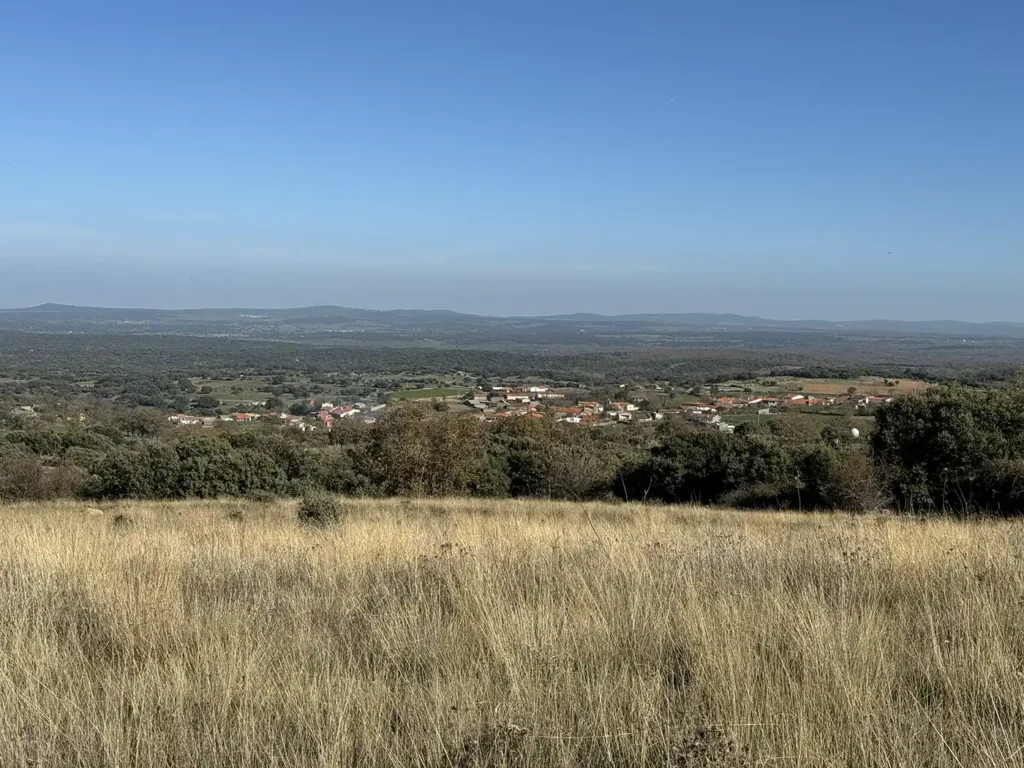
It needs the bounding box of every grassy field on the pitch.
[723,411,877,430]
[192,377,274,406]
[1,499,1022,767]
[766,377,932,396]
[389,387,467,400]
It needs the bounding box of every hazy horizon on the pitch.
[1,259,1022,325]
[3,3,1022,321]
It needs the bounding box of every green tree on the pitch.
[117,408,168,438]
[195,394,220,410]
[872,385,1024,514]
[361,404,496,496]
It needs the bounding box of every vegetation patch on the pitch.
[297,491,344,526]
[0,499,1021,766]
[389,387,467,400]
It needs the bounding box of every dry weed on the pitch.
[0,497,1021,766]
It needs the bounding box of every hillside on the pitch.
[1,497,1021,766]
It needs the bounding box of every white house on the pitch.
[168,414,202,426]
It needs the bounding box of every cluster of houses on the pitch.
[547,401,643,425]
[672,391,895,433]
[709,393,893,411]
[464,391,543,422]
[311,401,386,430]
[168,413,260,428]
[168,401,387,431]
[464,386,563,410]
[673,404,738,433]
[463,389,547,416]
[463,389,657,426]
[851,395,895,408]
[164,385,897,434]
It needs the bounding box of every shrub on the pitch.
[111,512,133,529]
[980,458,1024,517]
[616,429,794,506]
[872,384,1024,514]
[360,405,494,497]
[297,491,343,526]
[0,448,88,501]
[615,430,735,505]
[721,482,801,510]
[798,447,886,512]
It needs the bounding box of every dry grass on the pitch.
[772,377,932,396]
[1,498,1023,767]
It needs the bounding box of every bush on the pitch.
[360,405,495,497]
[721,482,801,510]
[797,447,886,512]
[298,491,343,526]
[615,429,794,506]
[979,458,1024,517]
[872,384,1024,514]
[615,430,736,505]
[0,448,88,501]
[299,446,370,496]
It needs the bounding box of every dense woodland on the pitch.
[1,329,1021,393]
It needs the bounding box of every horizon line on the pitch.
[2,302,1023,328]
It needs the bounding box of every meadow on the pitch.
[1,498,1022,767]
[389,388,468,400]
[765,377,931,397]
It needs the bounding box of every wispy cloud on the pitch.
[656,96,677,112]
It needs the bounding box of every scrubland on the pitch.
[1,498,1023,766]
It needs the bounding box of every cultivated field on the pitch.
[766,377,932,396]
[389,388,468,400]
[1,499,1022,767]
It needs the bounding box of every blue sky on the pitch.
[1,1,1022,318]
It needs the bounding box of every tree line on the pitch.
[4,330,1021,392]
[3,383,1024,515]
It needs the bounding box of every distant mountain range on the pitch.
[3,303,1024,341]
[544,312,1024,338]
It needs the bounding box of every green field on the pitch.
[389,387,467,400]
[191,378,274,405]
[730,376,932,397]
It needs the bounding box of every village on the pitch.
[158,381,895,434]
[157,380,899,433]
[4,373,902,436]
[167,400,388,431]
[458,385,893,433]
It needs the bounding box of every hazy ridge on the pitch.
[3,302,1024,340]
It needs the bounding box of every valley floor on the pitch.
[1,498,1022,766]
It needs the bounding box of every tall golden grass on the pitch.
[1,498,1023,766]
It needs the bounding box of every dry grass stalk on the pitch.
[0,497,1022,766]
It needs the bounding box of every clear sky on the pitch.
[1,1,1022,319]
